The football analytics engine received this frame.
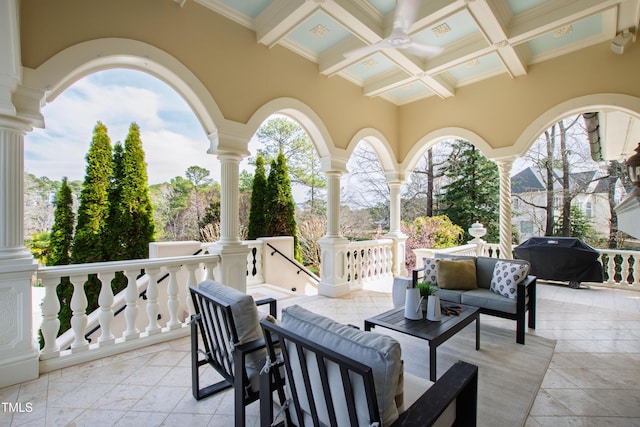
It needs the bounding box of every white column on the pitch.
[318,157,350,297]
[0,116,39,388]
[496,158,515,259]
[209,132,250,291]
[384,172,408,277]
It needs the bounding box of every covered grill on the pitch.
[514,237,604,288]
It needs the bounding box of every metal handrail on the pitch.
[266,242,320,282]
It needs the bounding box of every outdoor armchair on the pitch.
[189,280,284,427]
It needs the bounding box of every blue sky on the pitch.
[24,69,224,184]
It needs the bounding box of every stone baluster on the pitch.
[145,268,161,334]
[69,275,89,351]
[605,252,616,283]
[620,255,630,285]
[204,260,216,281]
[97,271,115,346]
[632,254,640,286]
[123,269,140,341]
[185,263,198,316]
[39,276,60,358]
[166,265,181,329]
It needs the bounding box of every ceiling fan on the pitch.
[344,0,443,59]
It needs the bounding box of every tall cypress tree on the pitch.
[105,141,126,261]
[118,123,155,259]
[72,121,112,264]
[47,177,75,338]
[247,155,268,239]
[266,152,302,261]
[437,140,499,241]
[71,121,113,324]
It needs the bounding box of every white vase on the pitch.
[426,294,442,321]
[404,288,423,320]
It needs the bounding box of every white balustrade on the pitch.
[598,249,640,289]
[245,241,264,285]
[345,239,393,286]
[36,253,220,371]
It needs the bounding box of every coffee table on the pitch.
[364,304,480,381]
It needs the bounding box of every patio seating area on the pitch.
[1,281,639,426]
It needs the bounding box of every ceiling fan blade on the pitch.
[403,41,443,58]
[343,41,388,58]
[393,0,420,33]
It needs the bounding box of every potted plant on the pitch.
[415,281,436,314]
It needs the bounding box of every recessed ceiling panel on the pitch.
[446,52,503,83]
[287,11,352,55]
[344,52,398,82]
[369,0,396,15]
[218,0,271,19]
[527,14,603,56]
[412,10,479,47]
[506,0,550,15]
[383,81,434,104]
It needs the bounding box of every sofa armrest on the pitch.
[392,361,478,427]
[412,267,422,287]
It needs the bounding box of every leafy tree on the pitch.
[72,121,112,264]
[248,155,268,239]
[402,215,464,271]
[553,205,595,241]
[266,153,302,261]
[29,232,51,264]
[254,116,326,210]
[437,140,499,241]
[117,123,155,260]
[185,165,212,224]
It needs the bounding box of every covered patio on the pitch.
[1,281,639,426]
[2,0,640,418]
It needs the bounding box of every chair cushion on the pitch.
[461,288,518,314]
[436,258,478,290]
[281,305,403,426]
[490,261,530,299]
[197,280,266,372]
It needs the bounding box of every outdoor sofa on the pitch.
[413,254,536,344]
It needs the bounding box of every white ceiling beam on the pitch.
[508,0,620,44]
[255,0,316,48]
[467,0,527,77]
[193,0,254,29]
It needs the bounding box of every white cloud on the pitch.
[24,69,218,184]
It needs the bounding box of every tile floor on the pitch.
[1,282,639,426]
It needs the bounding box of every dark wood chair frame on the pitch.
[259,319,478,427]
[189,285,283,427]
[413,267,537,344]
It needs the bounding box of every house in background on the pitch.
[511,166,627,242]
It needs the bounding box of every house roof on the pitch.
[512,168,545,193]
[512,167,613,194]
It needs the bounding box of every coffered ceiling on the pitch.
[186,0,639,106]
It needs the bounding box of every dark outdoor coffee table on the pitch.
[364,304,480,381]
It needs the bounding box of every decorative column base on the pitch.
[317,236,350,297]
[0,261,39,388]
[213,242,250,292]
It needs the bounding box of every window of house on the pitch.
[513,198,520,209]
[585,201,592,218]
[520,221,534,234]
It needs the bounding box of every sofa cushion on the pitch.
[422,257,439,285]
[436,258,478,290]
[281,305,403,426]
[461,288,518,314]
[435,288,464,304]
[475,256,499,289]
[490,261,530,299]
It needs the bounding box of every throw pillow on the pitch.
[435,258,477,290]
[490,261,530,299]
[422,258,438,285]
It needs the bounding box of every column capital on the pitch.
[207,130,250,158]
[320,156,348,174]
[0,114,34,134]
[385,170,407,185]
[494,156,517,167]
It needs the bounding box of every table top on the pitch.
[364,304,479,342]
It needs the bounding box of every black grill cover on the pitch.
[514,237,604,283]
